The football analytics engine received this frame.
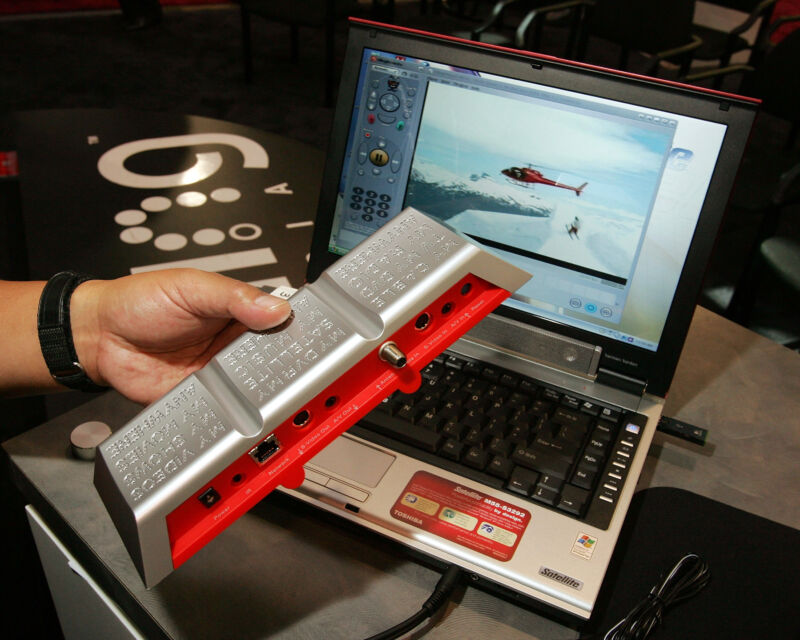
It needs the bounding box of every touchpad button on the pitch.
[308,435,395,488]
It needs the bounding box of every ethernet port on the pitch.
[249,434,281,465]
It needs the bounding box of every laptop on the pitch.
[276,18,758,620]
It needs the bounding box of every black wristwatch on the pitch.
[37,271,108,392]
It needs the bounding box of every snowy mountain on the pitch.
[405,161,552,221]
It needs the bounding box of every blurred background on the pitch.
[2,0,798,350]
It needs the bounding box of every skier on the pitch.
[566,216,581,239]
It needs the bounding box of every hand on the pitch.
[71,269,291,404]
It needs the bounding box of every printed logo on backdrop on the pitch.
[94,132,312,287]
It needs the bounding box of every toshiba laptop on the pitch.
[278,18,757,620]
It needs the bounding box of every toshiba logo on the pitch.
[539,566,583,591]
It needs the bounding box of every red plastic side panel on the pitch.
[166,273,511,568]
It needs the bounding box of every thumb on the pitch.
[164,270,292,331]
[231,287,293,331]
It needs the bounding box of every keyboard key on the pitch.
[508,392,530,408]
[507,425,530,444]
[441,421,466,440]
[541,388,561,403]
[510,410,543,433]
[488,436,512,458]
[486,400,512,420]
[557,485,590,516]
[536,473,564,493]
[531,434,579,461]
[512,446,571,479]
[460,375,480,389]
[482,366,501,382]
[364,412,443,453]
[397,403,419,423]
[585,437,610,457]
[508,467,539,496]
[559,422,590,444]
[552,407,591,429]
[485,384,510,402]
[593,420,616,442]
[580,400,602,416]
[438,401,461,421]
[485,417,509,438]
[440,438,465,461]
[464,446,490,470]
[530,399,553,416]
[579,451,604,473]
[465,393,488,410]
[561,394,581,410]
[571,467,596,490]
[599,406,622,422]
[418,410,443,431]
[414,392,440,409]
[519,379,537,394]
[421,362,444,380]
[487,455,514,480]
[531,485,559,506]
[500,373,518,388]
[463,426,488,447]
[463,360,482,376]
[461,410,486,430]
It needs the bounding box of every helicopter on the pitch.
[502,165,587,196]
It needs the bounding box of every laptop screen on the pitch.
[325,46,727,353]
[309,20,757,396]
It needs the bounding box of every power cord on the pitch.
[363,564,464,640]
[603,553,710,640]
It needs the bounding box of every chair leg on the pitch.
[712,53,732,89]
[726,202,781,324]
[726,251,765,325]
[240,7,253,84]
[565,7,585,59]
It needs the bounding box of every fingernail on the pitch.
[254,295,291,313]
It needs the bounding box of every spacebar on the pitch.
[359,412,443,453]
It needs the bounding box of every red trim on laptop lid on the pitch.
[349,17,761,106]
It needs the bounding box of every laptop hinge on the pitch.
[596,367,647,396]
[464,314,602,380]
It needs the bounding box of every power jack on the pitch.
[198,487,221,508]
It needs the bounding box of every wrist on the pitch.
[37,272,108,392]
[70,278,107,388]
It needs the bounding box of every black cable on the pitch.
[603,553,711,640]
[363,564,464,640]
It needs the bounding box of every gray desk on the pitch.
[4,306,799,639]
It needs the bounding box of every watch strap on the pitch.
[37,271,107,392]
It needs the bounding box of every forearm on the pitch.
[0,280,60,396]
[0,278,108,396]
[0,269,291,405]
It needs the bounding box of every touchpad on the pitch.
[309,435,395,488]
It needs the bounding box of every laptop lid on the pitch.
[307,18,758,399]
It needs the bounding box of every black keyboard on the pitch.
[352,353,647,530]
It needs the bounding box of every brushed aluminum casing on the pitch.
[94,208,530,587]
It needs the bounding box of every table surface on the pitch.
[5,305,799,640]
